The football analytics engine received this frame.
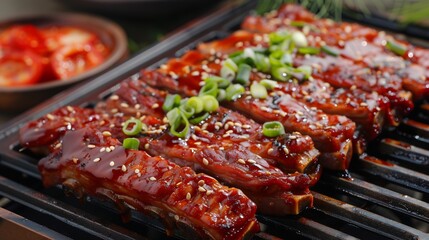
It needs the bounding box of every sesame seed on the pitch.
[226,130,233,134]
[202,123,208,130]
[222,133,230,138]
[198,186,206,192]
[121,165,127,172]
[72,157,79,164]
[203,158,209,165]
[134,104,141,109]
[268,148,274,154]
[191,71,200,76]
[120,103,129,108]
[206,190,214,195]
[242,124,251,129]
[46,114,55,120]
[54,143,62,149]
[66,106,74,112]
[100,147,106,152]
[219,147,225,150]
[87,144,96,149]
[106,147,111,153]
[144,143,150,149]
[194,141,202,146]
[296,111,304,116]
[151,103,159,109]
[149,177,157,181]
[102,131,112,137]
[289,135,297,140]
[134,169,140,174]
[237,159,246,164]
[283,146,290,154]
[198,180,205,186]
[109,161,115,167]
[93,157,101,162]
[186,192,191,200]
[376,107,381,111]
[110,146,115,151]
[110,95,119,100]
[350,85,357,90]
[137,173,142,177]
[247,159,256,164]
[174,215,180,221]
[360,102,368,107]
[110,108,118,114]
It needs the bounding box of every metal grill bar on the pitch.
[257,215,359,240]
[378,138,429,167]
[320,175,429,223]
[0,176,143,240]
[313,192,428,240]
[357,155,429,194]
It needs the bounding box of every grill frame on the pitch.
[0,1,428,239]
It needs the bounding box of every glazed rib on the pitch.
[38,127,260,240]
[241,4,420,111]
[95,79,321,214]
[142,51,356,170]
[197,30,393,139]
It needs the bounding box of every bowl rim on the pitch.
[0,12,128,92]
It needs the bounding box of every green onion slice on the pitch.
[250,82,268,99]
[321,45,339,56]
[123,138,140,150]
[199,80,218,97]
[186,96,204,113]
[259,79,278,90]
[201,95,219,112]
[386,40,407,56]
[217,89,226,102]
[269,31,289,45]
[205,76,230,89]
[271,66,292,82]
[262,121,285,137]
[292,31,308,47]
[167,108,191,138]
[189,112,210,125]
[179,104,195,119]
[290,21,307,27]
[254,53,271,72]
[298,47,320,55]
[226,84,245,101]
[122,118,143,136]
[235,63,252,85]
[296,65,312,80]
[162,94,182,112]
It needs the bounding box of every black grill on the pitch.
[0,1,428,239]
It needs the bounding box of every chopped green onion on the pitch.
[229,51,245,65]
[386,40,407,56]
[260,79,278,90]
[254,53,271,72]
[269,31,289,45]
[279,35,293,52]
[179,104,195,119]
[292,31,308,47]
[201,95,219,112]
[298,47,320,55]
[167,108,190,138]
[122,118,143,136]
[226,84,245,101]
[205,76,230,89]
[290,21,307,27]
[123,138,140,150]
[189,112,210,124]
[296,65,312,80]
[321,45,339,56]
[162,94,181,112]
[269,51,283,67]
[280,52,293,66]
[243,48,256,62]
[221,59,238,81]
[217,89,226,102]
[271,66,293,81]
[235,63,252,85]
[262,121,285,137]
[199,80,218,97]
[250,82,268,99]
[186,96,204,113]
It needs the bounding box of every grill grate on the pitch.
[0,1,428,239]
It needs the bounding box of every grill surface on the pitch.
[0,1,428,239]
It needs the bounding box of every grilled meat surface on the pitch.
[38,127,260,240]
